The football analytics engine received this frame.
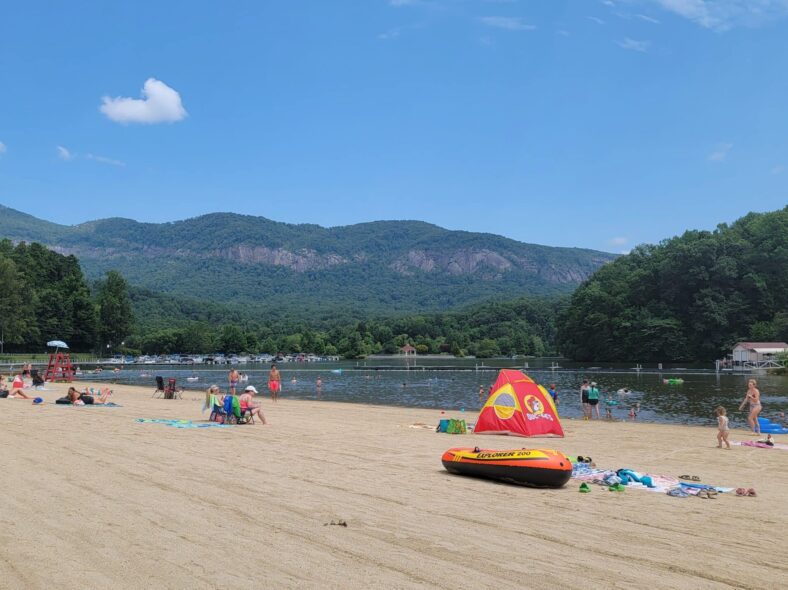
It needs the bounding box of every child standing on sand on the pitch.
[716,406,731,449]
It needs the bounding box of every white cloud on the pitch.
[602,1,616,5]
[56,146,125,166]
[389,0,419,5]
[708,142,733,162]
[649,0,788,31]
[0,141,6,155]
[636,14,661,23]
[587,16,606,24]
[771,164,784,175]
[378,27,402,40]
[100,78,188,124]
[609,236,629,246]
[86,154,126,167]
[57,146,75,161]
[617,37,650,51]
[480,16,536,30]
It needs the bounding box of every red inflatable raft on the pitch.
[441,447,572,488]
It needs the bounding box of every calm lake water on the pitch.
[78,358,788,428]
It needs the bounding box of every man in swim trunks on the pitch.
[228,368,239,395]
[268,364,281,402]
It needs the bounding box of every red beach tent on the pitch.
[475,369,564,437]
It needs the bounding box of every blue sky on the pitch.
[1,0,786,252]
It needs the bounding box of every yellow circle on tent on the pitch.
[492,391,517,420]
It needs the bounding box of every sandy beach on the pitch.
[1,381,786,589]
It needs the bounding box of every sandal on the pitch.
[579,483,591,493]
[696,490,709,499]
[735,488,747,496]
[747,488,757,497]
[679,475,701,481]
[706,489,718,499]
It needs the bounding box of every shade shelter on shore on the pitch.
[475,369,564,437]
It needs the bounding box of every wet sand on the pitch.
[1,381,786,589]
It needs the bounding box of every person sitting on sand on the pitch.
[715,406,731,449]
[12,374,25,390]
[239,386,267,424]
[1,378,31,399]
[738,379,762,434]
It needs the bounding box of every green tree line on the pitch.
[556,207,788,361]
[125,296,564,359]
[0,240,133,353]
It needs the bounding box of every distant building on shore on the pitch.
[731,341,788,366]
[399,344,416,356]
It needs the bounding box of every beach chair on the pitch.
[222,394,248,424]
[153,376,166,398]
[208,395,229,423]
[239,403,255,424]
[164,378,182,400]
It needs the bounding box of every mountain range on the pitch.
[0,204,615,315]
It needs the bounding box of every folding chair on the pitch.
[165,378,183,400]
[153,376,166,398]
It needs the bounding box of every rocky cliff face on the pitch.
[1,205,617,310]
[387,248,602,283]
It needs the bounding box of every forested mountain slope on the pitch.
[1,205,615,313]
[557,207,788,362]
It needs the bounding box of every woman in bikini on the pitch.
[738,379,762,434]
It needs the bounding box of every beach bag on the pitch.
[437,419,450,433]
[446,419,467,434]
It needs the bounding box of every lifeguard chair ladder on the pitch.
[44,352,74,382]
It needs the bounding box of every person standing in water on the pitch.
[587,382,601,419]
[580,379,590,420]
[228,367,239,396]
[268,364,281,402]
[316,376,323,399]
[547,383,558,406]
[739,378,762,434]
[479,385,486,405]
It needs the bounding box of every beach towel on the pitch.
[136,418,231,429]
[677,482,734,493]
[738,440,788,451]
[54,401,122,407]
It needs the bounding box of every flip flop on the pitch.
[706,489,718,499]
[747,488,757,497]
[696,490,709,499]
[735,488,747,496]
[579,483,591,493]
